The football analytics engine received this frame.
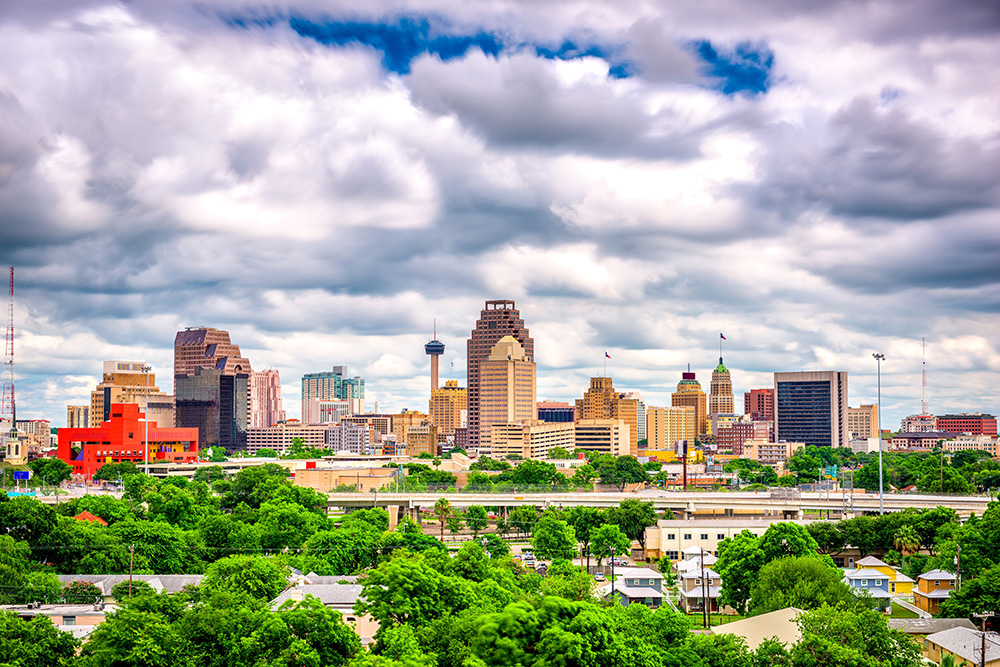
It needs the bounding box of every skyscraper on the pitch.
[250,368,285,429]
[744,388,775,422]
[429,380,467,437]
[173,327,252,376]
[90,361,175,428]
[301,366,365,418]
[466,300,533,448]
[575,377,639,456]
[709,358,734,416]
[646,406,696,456]
[671,369,708,437]
[479,336,537,446]
[774,371,849,448]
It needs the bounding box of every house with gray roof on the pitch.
[595,567,664,609]
[924,626,1000,667]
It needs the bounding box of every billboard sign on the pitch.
[12,470,30,480]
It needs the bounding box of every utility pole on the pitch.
[142,364,151,475]
[128,544,135,598]
[701,547,709,629]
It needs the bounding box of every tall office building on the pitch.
[175,367,250,450]
[301,366,365,417]
[479,336,537,446]
[249,368,285,429]
[173,327,252,376]
[90,361,175,428]
[575,377,639,455]
[466,300,534,448]
[624,392,647,442]
[709,359,734,416]
[537,401,575,423]
[773,371,849,449]
[646,406,696,455]
[847,404,879,439]
[429,380,467,437]
[744,388,775,422]
[671,369,708,437]
[67,405,90,429]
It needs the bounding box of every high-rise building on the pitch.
[302,398,351,425]
[574,419,629,456]
[425,327,445,392]
[429,380,467,437]
[300,366,365,418]
[250,368,285,429]
[625,392,647,442]
[67,405,90,429]
[773,371,849,449]
[709,359,734,416]
[479,336,537,447]
[716,418,772,455]
[466,300,534,449]
[175,367,250,450]
[646,406,696,456]
[173,327,252,377]
[900,414,937,433]
[489,420,575,459]
[90,361,175,428]
[744,388,775,422]
[847,404,879,439]
[537,401,575,423]
[671,369,708,437]
[575,377,639,455]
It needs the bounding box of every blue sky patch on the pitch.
[691,40,773,94]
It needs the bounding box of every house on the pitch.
[678,566,733,614]
[72,511,108,526]
[596,567,663,609]
[271,583,377,645]
[924,627,1000,667]
[843,569,894,611]
[644,518,817,561]
[853,556,914,596]
[713,607,802,650]
[675,549,717,574]
[0,602,118,639]
[57,574,203,602]
[913,569,956,615]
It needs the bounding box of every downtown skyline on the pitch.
[0,0,997,428]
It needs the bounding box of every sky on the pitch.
[0,0,998,430]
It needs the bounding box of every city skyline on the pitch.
[0,0,997,429]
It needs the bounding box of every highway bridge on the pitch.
[325,490,995,527]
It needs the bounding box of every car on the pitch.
[611,557,630,566]
[593,572,606,582]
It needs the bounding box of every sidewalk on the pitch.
[893,597,930,619]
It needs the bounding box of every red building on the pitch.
[935,414,997,437]
[58,403,199,479]
[717,421,773,455]
[744,388,774,422]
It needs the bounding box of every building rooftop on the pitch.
[926,627,1000,664]
[889,618,976,635]
[919,569,957,581]
[271,584,364,609]
[713,607,802,650]
[856,556,890,567]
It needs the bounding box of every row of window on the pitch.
[666,533,727,540]
[859,579,884,586]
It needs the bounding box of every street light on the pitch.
[142,364,151,476]
[873,353,885,515]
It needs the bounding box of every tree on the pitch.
[480,534,509,560]
[792,604,922,667]
[590,523,630,567]
[749,556,855,615]
[0,611,80,667]
[77,607,190,667]
[64,580,103,604]
[433,498,453,540]
[192,465,227,484]
[92,461,140,482]
[111,580,158,600]
[355,553,468,629]
[28,458,72,486]
[0,494,58,543]
[202,555,290,603]
[598,456,648,491]
[464,505,489,537]
[507,506,539,538]
[940,561,1000,619]
[566,506,605,570]
[469,457,511,472]
[547,446,573,459]
[256,499,327,550]
[531,515,578,562]
[570,463,597,489]
[715,530,765,615]
[302,524,380,576]
[758,522,820,561]
[608,499,657,552]
[447,512,464,537]
[254,448,278,458]
[893,525,921,558]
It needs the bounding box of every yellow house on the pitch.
[855,556,914,596]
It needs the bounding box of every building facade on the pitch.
[89,361,175,428]
[58,403,198,478]
[936,413,997,436]
[914,569,955,615]
[709,359,734,416]
[901,414,937,432]
[537,401,575,423]
[246,422,330,455]
[575,377,639,456]
[67,405,90,429]
[489,420,575,459]
[744,388,774,423]
[671,370,708,437]
[742,439,804,466]
[249,368,285,429]
[466,300,534,449]
[847,404,879,440]
[574,419,629,456]
[300,366,365,418]
[326,422,372,455]
[302,399,351,425]
[645,406,696,459]
[175,367,249,451]
[773,371,849,449]
[429,380,467,437]
[173,327,251,377]
[479,336,537,447]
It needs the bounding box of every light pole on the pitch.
[142,364,151,476]
[873,353,885,515]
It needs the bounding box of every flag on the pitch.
[605,351,611,359]
[450,361,454,368]
[720,333,727,340]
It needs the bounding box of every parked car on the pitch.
[593,572,606,582]
[522,552,535,564]
[611,557,630,566]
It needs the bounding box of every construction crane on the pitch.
[1,267,15,442]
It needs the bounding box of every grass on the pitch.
[687,613,744,627]
[890,602,919,619]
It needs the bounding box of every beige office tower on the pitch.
[574,419,629,456]
[405,423,439,456]
[479,336,537,447]
[391,410,430,445]
[575,377,640,456]
[429,380,467,438]
[646,406,697,452]
[847,404,879,439]
[89,361,175,428]
[250,368,285,429]
[709,358,735,416]
[490,420,575,459]
[671,369,708,437]
[173,327,252,376]
[67,405,90,429]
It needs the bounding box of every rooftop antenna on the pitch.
[2,268,15,436]
[921,337,928,415]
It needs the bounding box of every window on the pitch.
[667,534,676,540]
[666,551,678,560]
[683,534,692,540]
[861,579,868,586]
[934,580,940,587]
[717,534,725,540]
[695,579,701,585]
[875,580,882,586]
[63,616,76,626]
[649,579,655,585]
[700,534,709,540]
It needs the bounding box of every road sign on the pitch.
[12,470,30,480]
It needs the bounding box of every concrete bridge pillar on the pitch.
[388,505,399,530]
